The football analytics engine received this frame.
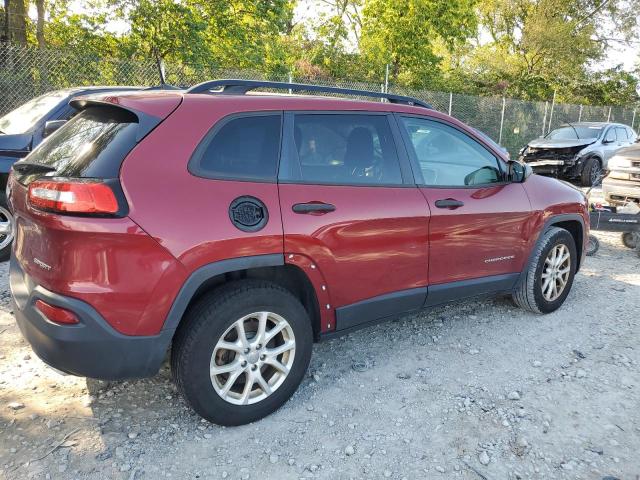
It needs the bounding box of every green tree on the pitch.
[199,0,294,70]
[358,0,478,86]
[573,67,640,106]
[281,0,362,79]
[44,12,120,57]
[464,0,639,102]
[108,0,294,73]
[113,0,211,66]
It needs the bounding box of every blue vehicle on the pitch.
[0,86,149,260]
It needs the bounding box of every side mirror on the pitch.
[508,160,532,182]
[43,120,67,137]
[464,166,501,186]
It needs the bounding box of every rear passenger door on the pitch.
[278,112,430,332]
[615,126,632,147]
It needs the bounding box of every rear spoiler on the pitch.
[70,93,183,142]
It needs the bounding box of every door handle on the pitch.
[434,198,464,209]
[292,202,336,214]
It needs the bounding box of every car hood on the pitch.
[527,138,597,149]
[0,132,31,153]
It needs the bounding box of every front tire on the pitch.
[581,157,601,187]
[171,280,313,426]
[512,227,577,314]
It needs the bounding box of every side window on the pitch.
[284,114,403,185]
[616,127,628,141]
[399,117,503,187]
[605,128,617,143]
[627,128,636,141]
[190,114,281,181]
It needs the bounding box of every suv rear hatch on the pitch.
[9,92,186,335]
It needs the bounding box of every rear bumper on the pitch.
[10,254,172,380]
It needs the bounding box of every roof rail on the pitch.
[185,79,432,109]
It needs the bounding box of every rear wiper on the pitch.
[12,161,56,174]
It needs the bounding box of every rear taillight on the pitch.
[35,299,79,325]
[28,179,119,215]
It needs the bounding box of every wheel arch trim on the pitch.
[161,254,285,333]
[519,213,586,285]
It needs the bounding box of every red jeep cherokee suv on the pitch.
[8,80,589,425]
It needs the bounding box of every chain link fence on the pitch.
[1,42,637,156]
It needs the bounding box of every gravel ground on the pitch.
[1,229,639,480]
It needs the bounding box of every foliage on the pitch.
[2,0,639,106]
[359,0,478,86]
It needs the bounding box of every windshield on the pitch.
[546,126,602,140]
[0,90,71,135]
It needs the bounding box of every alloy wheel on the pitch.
[210,311,296,405]
[541,244,571,301]
[590,163,602,185]
[0,206,14,251]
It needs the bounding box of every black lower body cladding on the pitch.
[9,254,172,380]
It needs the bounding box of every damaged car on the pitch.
[519,122,636,187]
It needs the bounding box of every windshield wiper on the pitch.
[566,122,580,139]
[12,161,56,174]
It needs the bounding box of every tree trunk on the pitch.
[36,0,45,48]
[3,0,9,42]
[7,0,28,45]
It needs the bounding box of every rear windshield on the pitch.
[16,106,138,185]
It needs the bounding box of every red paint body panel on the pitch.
[119,96,284,270]
[279,184,430,314]
[9,92,590,343]
[10,181,188,336]
[420,183,534,284]
[521,174,590,253]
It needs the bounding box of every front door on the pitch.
[397,115,533,289]
[278,112,430,332]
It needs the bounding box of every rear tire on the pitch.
[171,280,313,426]
[581,157,601,187]
[0,192,14,262]
[512,227,577,314]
